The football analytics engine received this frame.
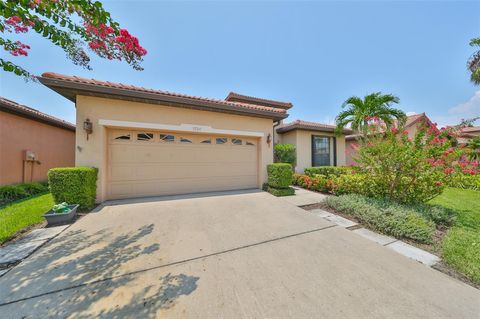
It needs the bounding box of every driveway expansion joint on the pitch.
[0,224,337,307]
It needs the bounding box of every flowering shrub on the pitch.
[353,119,462,203]
[292,174,328,192]
[1,1,147,79]
[304,166,353,177]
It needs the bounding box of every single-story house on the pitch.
[0,96,75,185]
[345,113,432,165]
[275,120,352,173]
[39,73,290,202]
[457,126,480,145]
[39,73,351,202]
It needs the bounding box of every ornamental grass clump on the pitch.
[324,194,436,243]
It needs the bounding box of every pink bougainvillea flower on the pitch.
[443,168,455,175]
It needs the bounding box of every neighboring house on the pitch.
[457,126,480,146]
[275,120,352,173]
[0,96,75,185]
[345,113,432,166]
[39,73,289,202]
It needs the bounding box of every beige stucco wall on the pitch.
[0,111,75,185]
[277,129,346,173]
[75,95,274,202]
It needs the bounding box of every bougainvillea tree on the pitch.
[0,0,147,79]
[353,118,465,203]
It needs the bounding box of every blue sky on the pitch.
[1,0,479,127]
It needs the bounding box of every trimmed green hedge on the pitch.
[267,163,293,189]
[304,166,351,177]
[48,167,98,210]
[267,186,295,197]
[324,194,436,243]
[0,181,49,206]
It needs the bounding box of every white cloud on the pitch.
[448,90,480,115]
[431,90,480,128]
[406,111,417,116]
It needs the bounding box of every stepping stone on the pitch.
[0,240,47,265]
[310,209,357,228]
[386,241,440,266]
[17,225,68,243]
[352,228,397,246]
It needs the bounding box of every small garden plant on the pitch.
[52,202,70,214]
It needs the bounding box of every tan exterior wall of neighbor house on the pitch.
[277,130,346,173]
[75,95,275,203]
[0,111,75,185]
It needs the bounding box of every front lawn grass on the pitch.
[0,193,53,244]
[430,188,480,284]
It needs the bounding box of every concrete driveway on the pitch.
[0,190,478,318]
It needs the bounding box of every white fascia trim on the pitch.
[98,119,265,137]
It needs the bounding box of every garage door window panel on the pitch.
[160,134,175,142]
[200,138,212,144]
[216,137,228,145]
[137,133,154,141]
[180,137,193,144]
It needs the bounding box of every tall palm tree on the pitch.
[468,38,480,85]
[335,92,406,134]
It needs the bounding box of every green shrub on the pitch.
[20,182,48,196]
[274,144,296,166]
[0,185,27,206]
[267,163,293,189]
[48,167,98,210]
[324,194,435,243]
[267,186,295,196]
[327,174,369,196]
[304,166,351,177]
[0,182,49,206]
[447,173,480,191]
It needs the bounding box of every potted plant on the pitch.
[43,202,79,226]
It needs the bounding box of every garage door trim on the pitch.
[99,119,265,137]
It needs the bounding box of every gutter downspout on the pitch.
[273,120,281,146]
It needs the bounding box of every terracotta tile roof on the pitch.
[0,96,75,131]
[225,92,293,110]
[39,73,288,120]
[460,126,480,133]
[276,120,352,134]
[403,113,427,127]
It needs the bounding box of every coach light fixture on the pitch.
[83,118,93,140]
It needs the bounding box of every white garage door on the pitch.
[107,129,259,199]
